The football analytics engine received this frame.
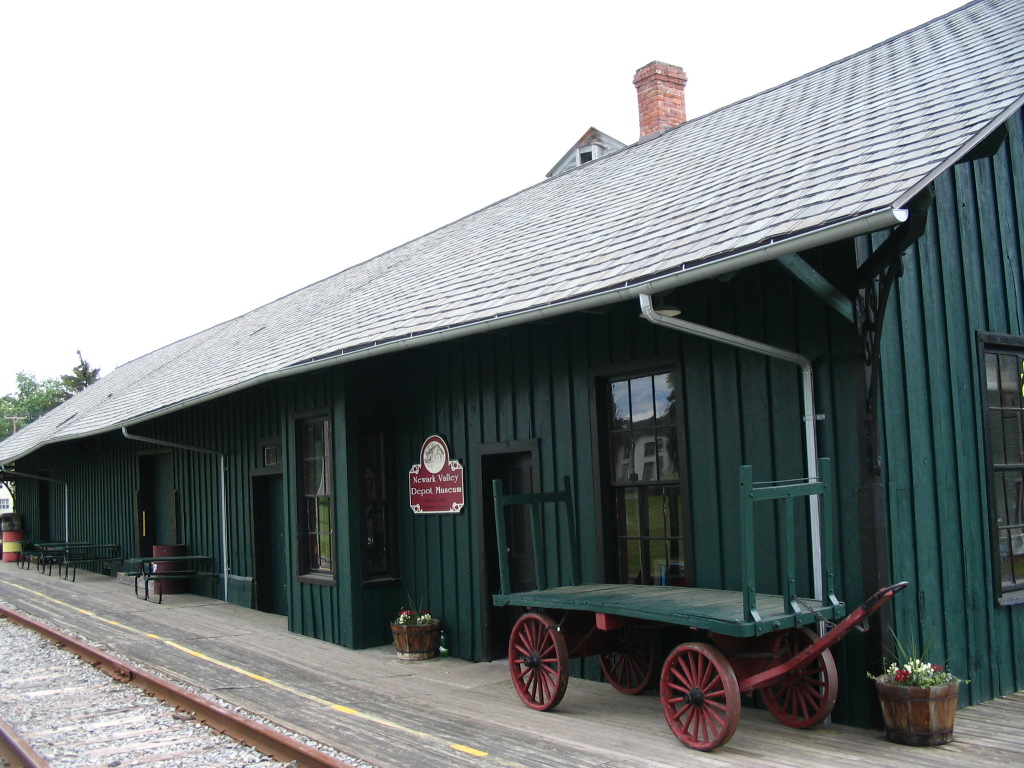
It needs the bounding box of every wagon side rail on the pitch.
[492,475,579,595]
[739,457,839,625]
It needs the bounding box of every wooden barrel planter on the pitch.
[874,679,960,746]
[391,619,441,660]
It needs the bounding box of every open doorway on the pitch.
[477,440,539,660]
[37,473,52,541]
[252,471,288,615]
[136,452,176,557]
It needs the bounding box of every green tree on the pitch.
[0,372,66,439]
[60,350,101,399]
[0,352,101,439]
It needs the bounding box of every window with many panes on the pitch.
[981,334,1024,601]
[603,368,689,586]
[298,416,334,578]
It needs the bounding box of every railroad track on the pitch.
[0,605,366,768]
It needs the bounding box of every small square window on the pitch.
[262,440,282,468]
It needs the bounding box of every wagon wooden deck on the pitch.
[493,583,845,637]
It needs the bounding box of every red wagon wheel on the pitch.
[760,627,838,729]
[660,642,741,751]
[508,612,569,711]
[599,626,657,694]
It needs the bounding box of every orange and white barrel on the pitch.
[2,530,23,562]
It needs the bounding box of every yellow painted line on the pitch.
[7,583,163,639]
[2,580,509,763]
[452,744,489,757]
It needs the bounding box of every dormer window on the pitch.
[546,127,626,178]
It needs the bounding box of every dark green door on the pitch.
[253,472,288,615]
[38,474,51,541]
[481,447,537,659]
[138,452,176,555]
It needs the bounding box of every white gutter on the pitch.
[288,209,909,369]
[0,467,69,543]
[121,428,229,602]
[638,293,825,601]
[0,207,908,463]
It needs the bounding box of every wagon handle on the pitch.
[738,581,909,693]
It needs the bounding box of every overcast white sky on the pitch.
[0,0,967,394]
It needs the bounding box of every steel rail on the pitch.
[0,605,361,768]
[0,713,49,768]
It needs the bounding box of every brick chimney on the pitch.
[633,61,688,140]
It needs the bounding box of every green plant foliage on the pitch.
[0,351,101,439]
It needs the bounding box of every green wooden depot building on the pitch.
[2,0,1023,729]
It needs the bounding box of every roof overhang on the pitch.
[0,206,908,464]
[125,207,910,419]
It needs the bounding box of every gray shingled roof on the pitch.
[3,0,1023,464]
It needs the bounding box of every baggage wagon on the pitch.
[491,459,907,751]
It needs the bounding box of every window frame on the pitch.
[260,437,282,469]
[592,359,693,587]
[978,331,1024,606]
[295,412,336,585]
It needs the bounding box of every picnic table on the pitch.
[132,554,216,603]
[36,543,121,581]
[16,541,86,570]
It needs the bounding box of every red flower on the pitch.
[894,670,911,683]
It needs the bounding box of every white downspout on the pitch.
[121,428,229,602]
[638,293,824,600]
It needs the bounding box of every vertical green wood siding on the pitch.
[346,253,871,719]
[279,369,352,646]
[17,384,286,589]
[878,109,1024,705]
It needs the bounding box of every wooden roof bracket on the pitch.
[776,254,855,322]
[854,186,934,434]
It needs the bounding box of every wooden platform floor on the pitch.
[1,564,1021,768]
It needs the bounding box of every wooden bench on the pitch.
[38,543,122,581]
[133,555,216,603]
